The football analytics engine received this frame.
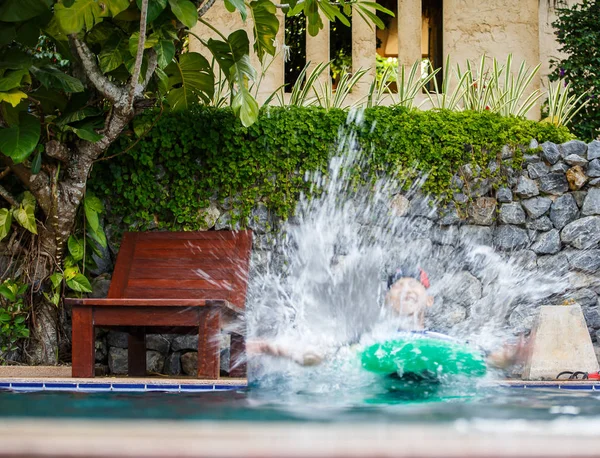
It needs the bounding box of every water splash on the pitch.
[243,110,569,388]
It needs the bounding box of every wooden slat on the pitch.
[122,287,232,300]
[93,307,200,327]
[125,279,233,290]
[128,267,234,281]
[197,307,221,379]
[229,230,253,309]
[129,258,236,270]
[132,247,238,260]
[65,298,228,307]
[107,232,137,298]
[134,238,236,250]
[129,231,238,241]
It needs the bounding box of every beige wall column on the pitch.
[306,17,330,86]
[351,6,376,103]
[397,0,422,67]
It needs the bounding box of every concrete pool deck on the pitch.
[2,418,600,458]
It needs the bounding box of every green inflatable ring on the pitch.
[360,335,487,379]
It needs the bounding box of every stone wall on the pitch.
[90,138,600,375]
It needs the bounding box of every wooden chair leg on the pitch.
[198,307,221,379]
[229,333,246,378]
[72,306,95,378]
[128,327,146,377]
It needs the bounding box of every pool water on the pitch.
[1,384,599,425]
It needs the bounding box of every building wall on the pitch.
[189,0,581,118]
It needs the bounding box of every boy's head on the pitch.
[385,266,434,325]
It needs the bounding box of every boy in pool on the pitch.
[247,265,529,369]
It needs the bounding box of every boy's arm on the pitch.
[247,340,325,366]
[486,335,531,369]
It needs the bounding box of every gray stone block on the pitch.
[582,188,600,216]
[171,334,199,352]
[591,178,600,187]
[526,216,553,231]
[510,250,538,270]
[430,225,459,246]
[527,162,549,179]
[522,197,552,219]
[95,339,107,363]
[537,253,569,273]
[438,203,461,225]
[564,154,588,166]
[515,176,539,198]
[442,271,482,306]
[539,173,569,195]
[531,229,561,255]
[459,225,493,247]
[494,225,529,251]
[589,159,600,178]
[588,140,600,161]
[164,352,182,376]
[146,335,170,354]
[560,140,588,157]
[550,194,579,230]
[541,142,561,164]
[147,351,165,374]
[496,187,513,203]
[573,191,587,208]
[550,162,569,173]
[108,347,128,375]
[567,249,600,273]
[499,203,526,225]
[181,351,198,376]
[107,331,128,349]
[561,216,600,249]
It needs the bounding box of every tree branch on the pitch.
[70,36,125,105]
[141,49,158,93]
[0,184,18,207]
[129,0,149,105]
[0,155,52,215]
[199,0,216,17]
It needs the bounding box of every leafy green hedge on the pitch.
[89,106,572,231]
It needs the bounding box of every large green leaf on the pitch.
[68,235,84,262]
[225,0,247,20]
[206,30,258,126]
[54,0,105,34]
[154,40,175,69]
[0,113,40,163]
[0,89,27,107]
[15,20,41,47]
[84,194,102,232]
[128,31,160,57]
[167,0,197,28]
[0,49,32,70]
[0,0,49,22]
[98,34,127,73]
[232,81,259,127]
[66,124,103,142]
[66,273,92,292]
[30,65,85,93]
[34,87,68,113]
[105,0,130,16]
[164,52,214,110]
[13,205,37,234]
[0,208,12,242]
[304,0,322,36]
[250,0,278,62]
[137,0,168,22]
[56,107,102,127]
[0,69,29,92]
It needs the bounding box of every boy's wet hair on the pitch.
[387,266,430,289]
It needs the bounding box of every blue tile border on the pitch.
[0,380,246,393]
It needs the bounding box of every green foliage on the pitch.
[0,278,29,357]
[89,106,571,231]
[550,0,600,140]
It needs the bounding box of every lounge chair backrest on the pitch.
[107,230,253,310]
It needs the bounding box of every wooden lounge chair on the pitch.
[66,230,252,379]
